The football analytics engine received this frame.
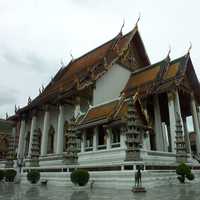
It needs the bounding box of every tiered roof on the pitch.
[17,26,150,114]
[123,53,200,102]
[77,94,149,129]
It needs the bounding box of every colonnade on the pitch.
[17,104,65,159]
[153,90,200,154]
[17,90,200,159]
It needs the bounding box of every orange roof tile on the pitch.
[81,100,119,124]
[163,63,179,80]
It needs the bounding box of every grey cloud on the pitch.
[0,48,49,73]
[0,87,18,106]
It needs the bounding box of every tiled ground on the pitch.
[0,182,200,200]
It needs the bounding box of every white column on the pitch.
[106,128,111,150]
[168,92,176,153]
[197,106,200,129]
[93,127,98,151]
[161,122,169,152]
[183,118,191,154]
[56,105,64,154]
[143,131,151,150]
[120,127,126,148]
[17,118,26,159]
[153,95,164,151]
[81,131,86,153]
[41,107,50,156]
[28,114,37,158]
[190,95,200,153]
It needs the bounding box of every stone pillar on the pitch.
[41,106,50,156]
[17,118,26,159]
[174,90,185,134]
[168,92,176,153]
[81,131,86,153]
[56,105,64,154]
[153,95,164,151]
[161,122,169,152]
[190,95,200,153]
[106,128,111,150]
[93,127,98,151]
[28,112,37,158]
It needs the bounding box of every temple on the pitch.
[2,24,200,185]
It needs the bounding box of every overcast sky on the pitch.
[0,0,199,130]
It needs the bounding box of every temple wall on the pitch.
[93,64,131,105]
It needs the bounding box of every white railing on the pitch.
[97,144,106,150]
[85,147,93,152]
[111,142,120,148]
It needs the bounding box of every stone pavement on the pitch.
[0,182,200,200]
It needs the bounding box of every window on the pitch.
[97,126,106,150]
[111,126,120,148]
[85,128,93,151]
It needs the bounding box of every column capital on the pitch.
[190,92,195,99]
[20,113,27,121]
[30,109,37,118]
[167,91,175,101]
[44,104,50,112]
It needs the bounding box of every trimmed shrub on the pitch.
[176,162,195,183]
[5,169,17,182]
[27,170,40,184]
[0,170,4,181]
[186,172,195,181]
[70,169,90,186]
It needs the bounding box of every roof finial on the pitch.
[70,50,74,61]
[42,85,45,92]
[5,112,8,120]
[120,18,125,34]
[28,97,32,104]
[187,41,192,54]
[60,59,65,68]
[15,104,17,113]
[136,12,141,27]
[167,45,171,58]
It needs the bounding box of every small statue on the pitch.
[132,165,146,193]
[135,168,142,188]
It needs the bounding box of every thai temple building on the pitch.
[4,23,200,187]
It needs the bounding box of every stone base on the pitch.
[132,187,146,193]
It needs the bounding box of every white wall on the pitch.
[93,64,131,105]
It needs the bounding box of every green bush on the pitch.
[176,162,191,176]
[4,169,17,182]
[70,169,90,186]
[0,170,4,181]
[27,170,40,184]
[186,172,195,181]
[176,163,195,183]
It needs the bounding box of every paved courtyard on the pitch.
[0,182,200,200]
